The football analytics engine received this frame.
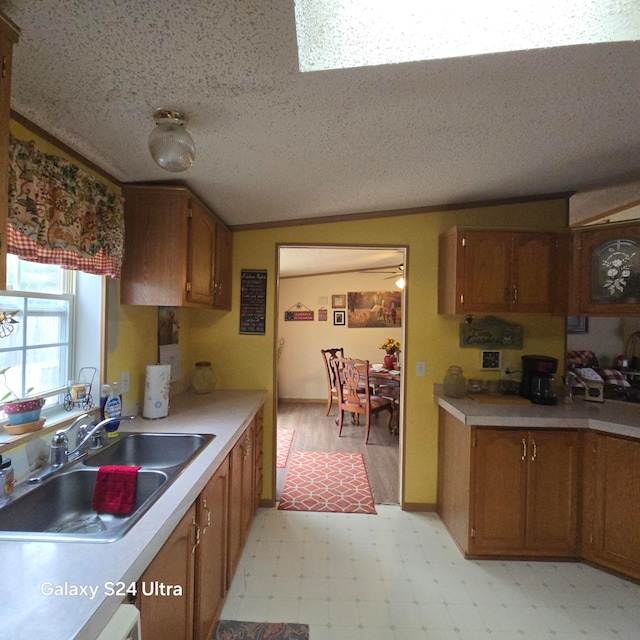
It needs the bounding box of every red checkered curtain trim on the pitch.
[7,135,124,278]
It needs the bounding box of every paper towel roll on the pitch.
[143,364,171,419]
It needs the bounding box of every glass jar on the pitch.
[444,365,467,398]
[191,361,216,394]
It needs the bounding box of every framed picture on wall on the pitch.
[332,294,346,308]
[567,316,589,334]
[333,310,345,325]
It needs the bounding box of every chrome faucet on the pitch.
[29,415,136,483]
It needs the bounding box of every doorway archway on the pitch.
[274,244,407,504]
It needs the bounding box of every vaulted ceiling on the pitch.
[4,1,640,229]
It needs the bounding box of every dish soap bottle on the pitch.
[103,381,122,437]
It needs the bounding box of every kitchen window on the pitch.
[0,255,103,419]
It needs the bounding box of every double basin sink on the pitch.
[0,431,214,543]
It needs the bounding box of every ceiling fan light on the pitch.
[395,277,405,289]
[148,108,195,172]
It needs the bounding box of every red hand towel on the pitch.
[92,465,141,515]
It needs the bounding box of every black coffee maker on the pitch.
[520,355,558,405]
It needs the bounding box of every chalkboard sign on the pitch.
[240,270,267,334]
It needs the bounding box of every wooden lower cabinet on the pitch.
[438,410,580,558]
[228,419,256,585]
[194,457,229,640]
[471,427,579,556]
[138,503,196,639]
[585,433,640,581]
[138,409,263,639]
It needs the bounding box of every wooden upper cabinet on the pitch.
[213,222,233,309]
[438,227,564,314]
[187,198,216,306]
[0,13,19,291]
[121,184,232,309]
[572,221,640,316]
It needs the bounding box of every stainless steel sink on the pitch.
[83,432,213,469]
[0,431,214,543]
[0,467,168,542]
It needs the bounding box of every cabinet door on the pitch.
[227,427,247,584]
[595,435,640,579]
[187,198,216,306]
[526,430,579,555]
[213,222,233,310]
[121,187,190,306]
[471,428,527,554]
[574,223,640,315]
[462,231,512,312]
[254,407,264,510]
[511,233,554,313]
[0,15,19,290]
[194,457,229,640]
[241,419,256,540]
[138,503,196,640]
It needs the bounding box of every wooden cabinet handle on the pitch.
[202,499,212,535]
[192,516,201,555]
[242,434,252,460]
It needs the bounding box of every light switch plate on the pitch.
[481,350,502,370]
[120,371,130,394]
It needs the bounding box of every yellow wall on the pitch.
[9,118,568,507]
[188,200,568,506]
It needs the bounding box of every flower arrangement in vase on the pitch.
[1,367,44,426]
[379,338,401,370]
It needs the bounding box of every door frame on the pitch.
[272,242,408,506]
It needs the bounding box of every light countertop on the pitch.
[1,388,267,640]
[435,386,640,439]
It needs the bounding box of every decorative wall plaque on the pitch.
[240,270,267,334]
[460,316,523,349]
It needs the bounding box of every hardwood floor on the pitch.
[276,401,399,504]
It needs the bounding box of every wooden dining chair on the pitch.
[331,357,393,443]
[321,347,344,415]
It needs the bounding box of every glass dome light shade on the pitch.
[148,109,195,172]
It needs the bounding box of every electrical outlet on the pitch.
[416,361,426,376]
[120,371,130,394]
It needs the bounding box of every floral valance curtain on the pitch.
[7,134,124,278]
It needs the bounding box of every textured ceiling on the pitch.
[3,0,640,228]
[279,247,404,278]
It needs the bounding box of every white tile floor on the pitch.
[221,505,640,639]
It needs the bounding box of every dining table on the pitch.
[360,364,402,435]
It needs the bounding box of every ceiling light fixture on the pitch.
[148,108,195,172]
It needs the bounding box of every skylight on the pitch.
[294,0,640,72]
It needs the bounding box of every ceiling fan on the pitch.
[357,264,404,277]
[383,264,404,280]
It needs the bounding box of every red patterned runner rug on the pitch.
[278,451,377,514]
[276,429,295,468]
